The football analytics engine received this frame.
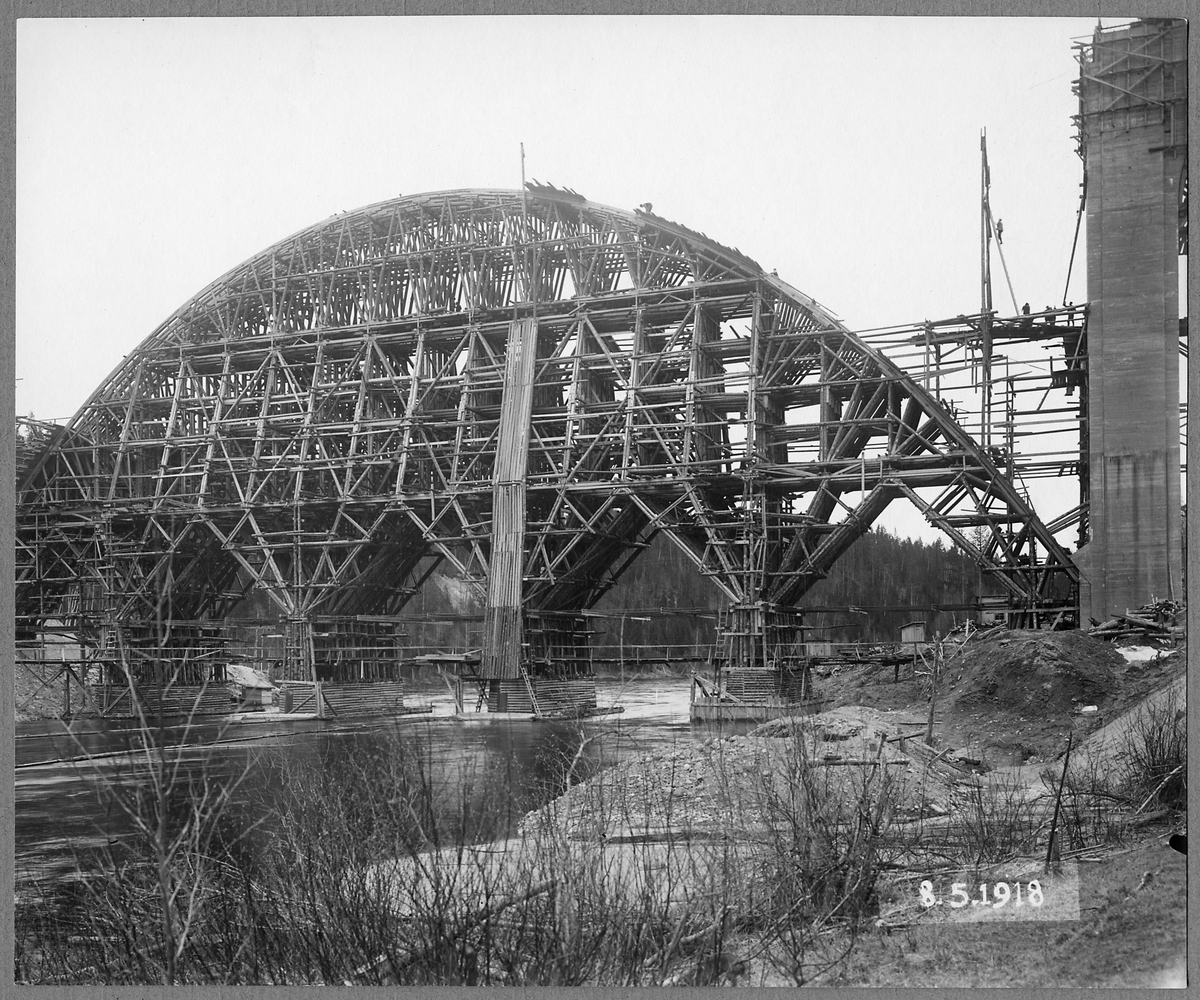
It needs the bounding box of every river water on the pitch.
[15,676,753,892]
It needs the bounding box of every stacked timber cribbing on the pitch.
[313,681,412,717]
[95,683,233,718]
[722,668,780,702]
[779,666,809,702]
[481,677,597,715]
[485,679,534,713]
[91,682,419,719]
[533,677,598,716]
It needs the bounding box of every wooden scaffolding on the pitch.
[16,186,1081,706]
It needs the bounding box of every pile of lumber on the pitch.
[943,622,1007,645]
[1089,598,1184,643]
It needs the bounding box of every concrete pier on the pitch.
[1076,18,1186,620]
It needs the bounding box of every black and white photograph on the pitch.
[11,10,1190,988]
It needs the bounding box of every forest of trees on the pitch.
[406,525,985,651]
[590,527,982,646]
[798,528,981,643]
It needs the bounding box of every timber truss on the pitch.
[16,186,1078,687]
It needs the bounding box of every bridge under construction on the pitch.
[14,18,1185,719]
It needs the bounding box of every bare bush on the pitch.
[1113,690,1187,811]
[29,694,1159,986]
[744,732,903,984]
[957,773,1041,865]
[1048,750,1132,850]
[1039,689,1187,854]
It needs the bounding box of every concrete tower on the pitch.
[1076,18,1187,621]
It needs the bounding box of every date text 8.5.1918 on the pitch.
[919,880,1044,909]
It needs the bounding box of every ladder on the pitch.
[520,667,542,717]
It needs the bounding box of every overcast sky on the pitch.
[16,15,1137,540]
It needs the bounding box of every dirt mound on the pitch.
[523,709,967,842]
[1076,671,1186,762]
[749,705,909,742]
[941,630,1123,718]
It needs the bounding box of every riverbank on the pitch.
[14,632,1186,985]
[14,661,698,723]
[355,686,1187,986]
[508,632,1189,986]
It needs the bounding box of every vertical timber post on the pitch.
[980,131,993,450]
[307,623,326,720]
[481,317,539,684]
[924,631,941,746]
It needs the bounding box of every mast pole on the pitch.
[981,130,993,449]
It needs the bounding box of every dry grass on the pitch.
[15,674,1186,986]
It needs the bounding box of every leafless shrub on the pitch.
[34,693,1145,985]
[1044,750,1132,850]
[957,773,1040,865]
[744,729,903,985]
[1038,689,1186,854]
[1113,690,1187,811]
[15,617,264,986]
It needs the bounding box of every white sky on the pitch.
[14,15,1151,541]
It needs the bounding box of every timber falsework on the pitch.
[16,186,1079,711]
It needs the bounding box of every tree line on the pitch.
[408,526,983,650]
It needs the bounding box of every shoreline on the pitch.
[15,667,698,723]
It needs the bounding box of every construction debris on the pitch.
[1088,599,1184,644]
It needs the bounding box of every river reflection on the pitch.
[15,676,751,890]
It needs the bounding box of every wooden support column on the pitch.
[481,317,538,680]
[687,305,725,469]
[819,340,839,462]
[626,307,653,471]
